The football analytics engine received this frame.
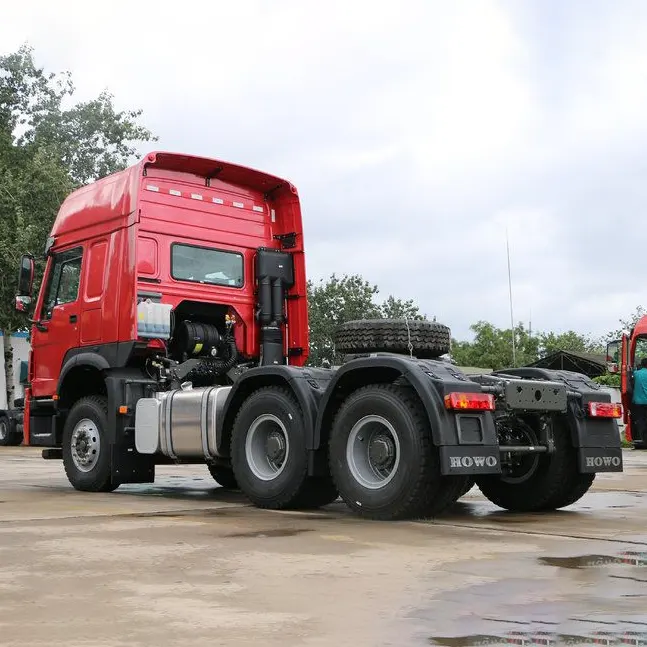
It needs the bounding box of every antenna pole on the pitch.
[529,308,532,337]
[506,226,516,367]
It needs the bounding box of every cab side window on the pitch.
[41,248,83,320]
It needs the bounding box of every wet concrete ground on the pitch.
[0,448,646,647]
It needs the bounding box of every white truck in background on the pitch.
[0,331,30,446]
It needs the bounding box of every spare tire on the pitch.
[334,319,451,359]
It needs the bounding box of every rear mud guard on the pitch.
[439,445,502,475]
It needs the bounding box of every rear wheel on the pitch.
[476,418,594,512]
[231,386,311,509]
[328,383,464,520]
[0,415,21,446]
[207,465,239,490]
[62,396,118,493]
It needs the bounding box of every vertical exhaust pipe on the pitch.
[255,248,294,366]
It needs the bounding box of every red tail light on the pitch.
[444,392,495,411]
[587,402,622,418]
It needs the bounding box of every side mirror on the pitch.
[17,254,34,296]
[606,339,620,374]
[14,295,31,313]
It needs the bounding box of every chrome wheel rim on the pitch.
[245,414,290,481]
[71,418,101,472]
[347,415,401,489]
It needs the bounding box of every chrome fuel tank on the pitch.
[135,385,232,459]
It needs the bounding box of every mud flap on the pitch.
[578,447,624,473]
[439,445,502,476]
[106,372,156,485]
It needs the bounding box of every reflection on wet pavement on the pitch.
[423,546,647,647]
[223,528,314,538]
[430,628,647,645]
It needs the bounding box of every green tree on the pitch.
[306,273,425,365]
[0,44,156,334]
[536,330,603,356]
[0,146,73,333]
[380,295,425,320]
[450,321,540,370]
[2,45,156,185]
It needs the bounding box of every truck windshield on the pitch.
[171,243,243,288]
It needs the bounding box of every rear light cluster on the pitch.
[444,392,495,411]
[587,402,622,418]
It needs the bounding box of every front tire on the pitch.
[62,396,118,492]
[328,383,464,520]
[230,386,311,509]
[476,418,594,512]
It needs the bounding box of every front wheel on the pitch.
[62,396,118,492]
[328,384,465,520]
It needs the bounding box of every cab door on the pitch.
[30,246,84,398]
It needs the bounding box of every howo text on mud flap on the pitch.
[12,151,623,521]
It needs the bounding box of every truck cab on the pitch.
[607,318,647,448]
[16,151,307,448]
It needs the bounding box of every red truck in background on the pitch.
[606,322,647,449]
[12,151,625,520]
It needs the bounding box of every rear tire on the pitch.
[328,383,464,520]
[0,415,21,446]
[62,396,118,493]
[230,386,310,509]
[207,465,239,490]
[476,418,594,512]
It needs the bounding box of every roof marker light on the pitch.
[213,197,224,204]
[253,205,264,213]
[233,201,244,208]
[191,193,203,200]
[169,189,181,196]
[146,185,159,192]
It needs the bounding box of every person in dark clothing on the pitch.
[631,357,647,447]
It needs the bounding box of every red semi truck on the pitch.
[606,322,647,449]
[12,151,624,520]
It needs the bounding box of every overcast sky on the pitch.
[2,0,646,341]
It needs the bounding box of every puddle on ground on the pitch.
[223,528,314,538]
[539,552,647,569]
[129,508,327,522]
[430,629,647,646]
[429,616,647,646]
